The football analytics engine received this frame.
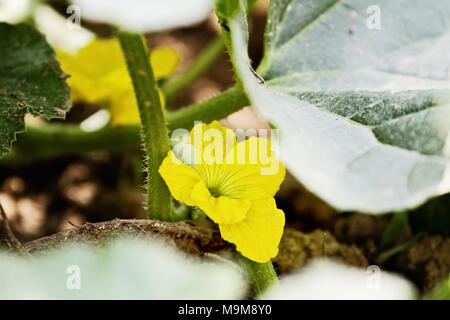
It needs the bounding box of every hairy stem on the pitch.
[238,255,278,297]
[167,86,249,130]
[162,36,225,104]
[117,32,171,221]
[4,87,249,164]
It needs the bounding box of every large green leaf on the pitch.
[0,23,71,159]
[259,0,450,90]
[217,0,450,213]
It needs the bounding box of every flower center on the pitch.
[196,164,242,199]
[207,185,222,198]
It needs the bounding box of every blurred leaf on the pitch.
[34,5,94,54]
[0,22,71,159]
[379,212,408,250]
[263,259,417,300]
[377,233,425,263]
[0,237,246,299]
[409,193,450,237]
[424,274,450,300]
[0,0,31,24]
[217,0,450,213]
[70,0,213,33]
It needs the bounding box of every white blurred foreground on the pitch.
[264,258,418,300]
[71,0,213,32]
[0,237,246,299]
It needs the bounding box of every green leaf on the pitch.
[424,274,450,300]
[259,0,450,90]
[0,23,71,159]
[379,212,408,250]
[218,0,450,213]
[215,0,241,18]
[0,237,246,299]
[409,193,450,237]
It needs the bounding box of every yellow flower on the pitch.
[158,121,285,263]
[56,38,179,126]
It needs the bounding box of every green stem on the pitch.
[377,232,425,263]
[379,211,408,251]
[167,87,249,130]
[5,124,141,163]
[4,87,248,164]
[162,36,225,104]
[117,32,171,221]
[238,255,278,297]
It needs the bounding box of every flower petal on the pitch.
[190,121,237,165]
[57,38,129,104]
[109,91,139,126]
[159,151,250,224]
[109,89,165,126]
[194,194,251,225]
[219,198,285,263]
[188,124,285,200]
[150,47,179,79]
[57,38,174,112]
[158,150,206,206]
[209,137,286,200]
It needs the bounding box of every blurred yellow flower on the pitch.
[159,121,285,263]
[57,38,179,126]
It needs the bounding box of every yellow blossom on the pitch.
[159,121,285,263]
[56,38,179,126]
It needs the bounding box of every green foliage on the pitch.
[0,23,71,159]
[258,0,450,87]
[409,193,450,237]
[216,0,450,214]
[379,212,408,250]
[215,0,241,18]
[424,275,450,300]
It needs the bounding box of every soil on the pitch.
[395,236,450,293]
[1,1,449,297]
[24,219,229,256]
[273,228,369,273]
